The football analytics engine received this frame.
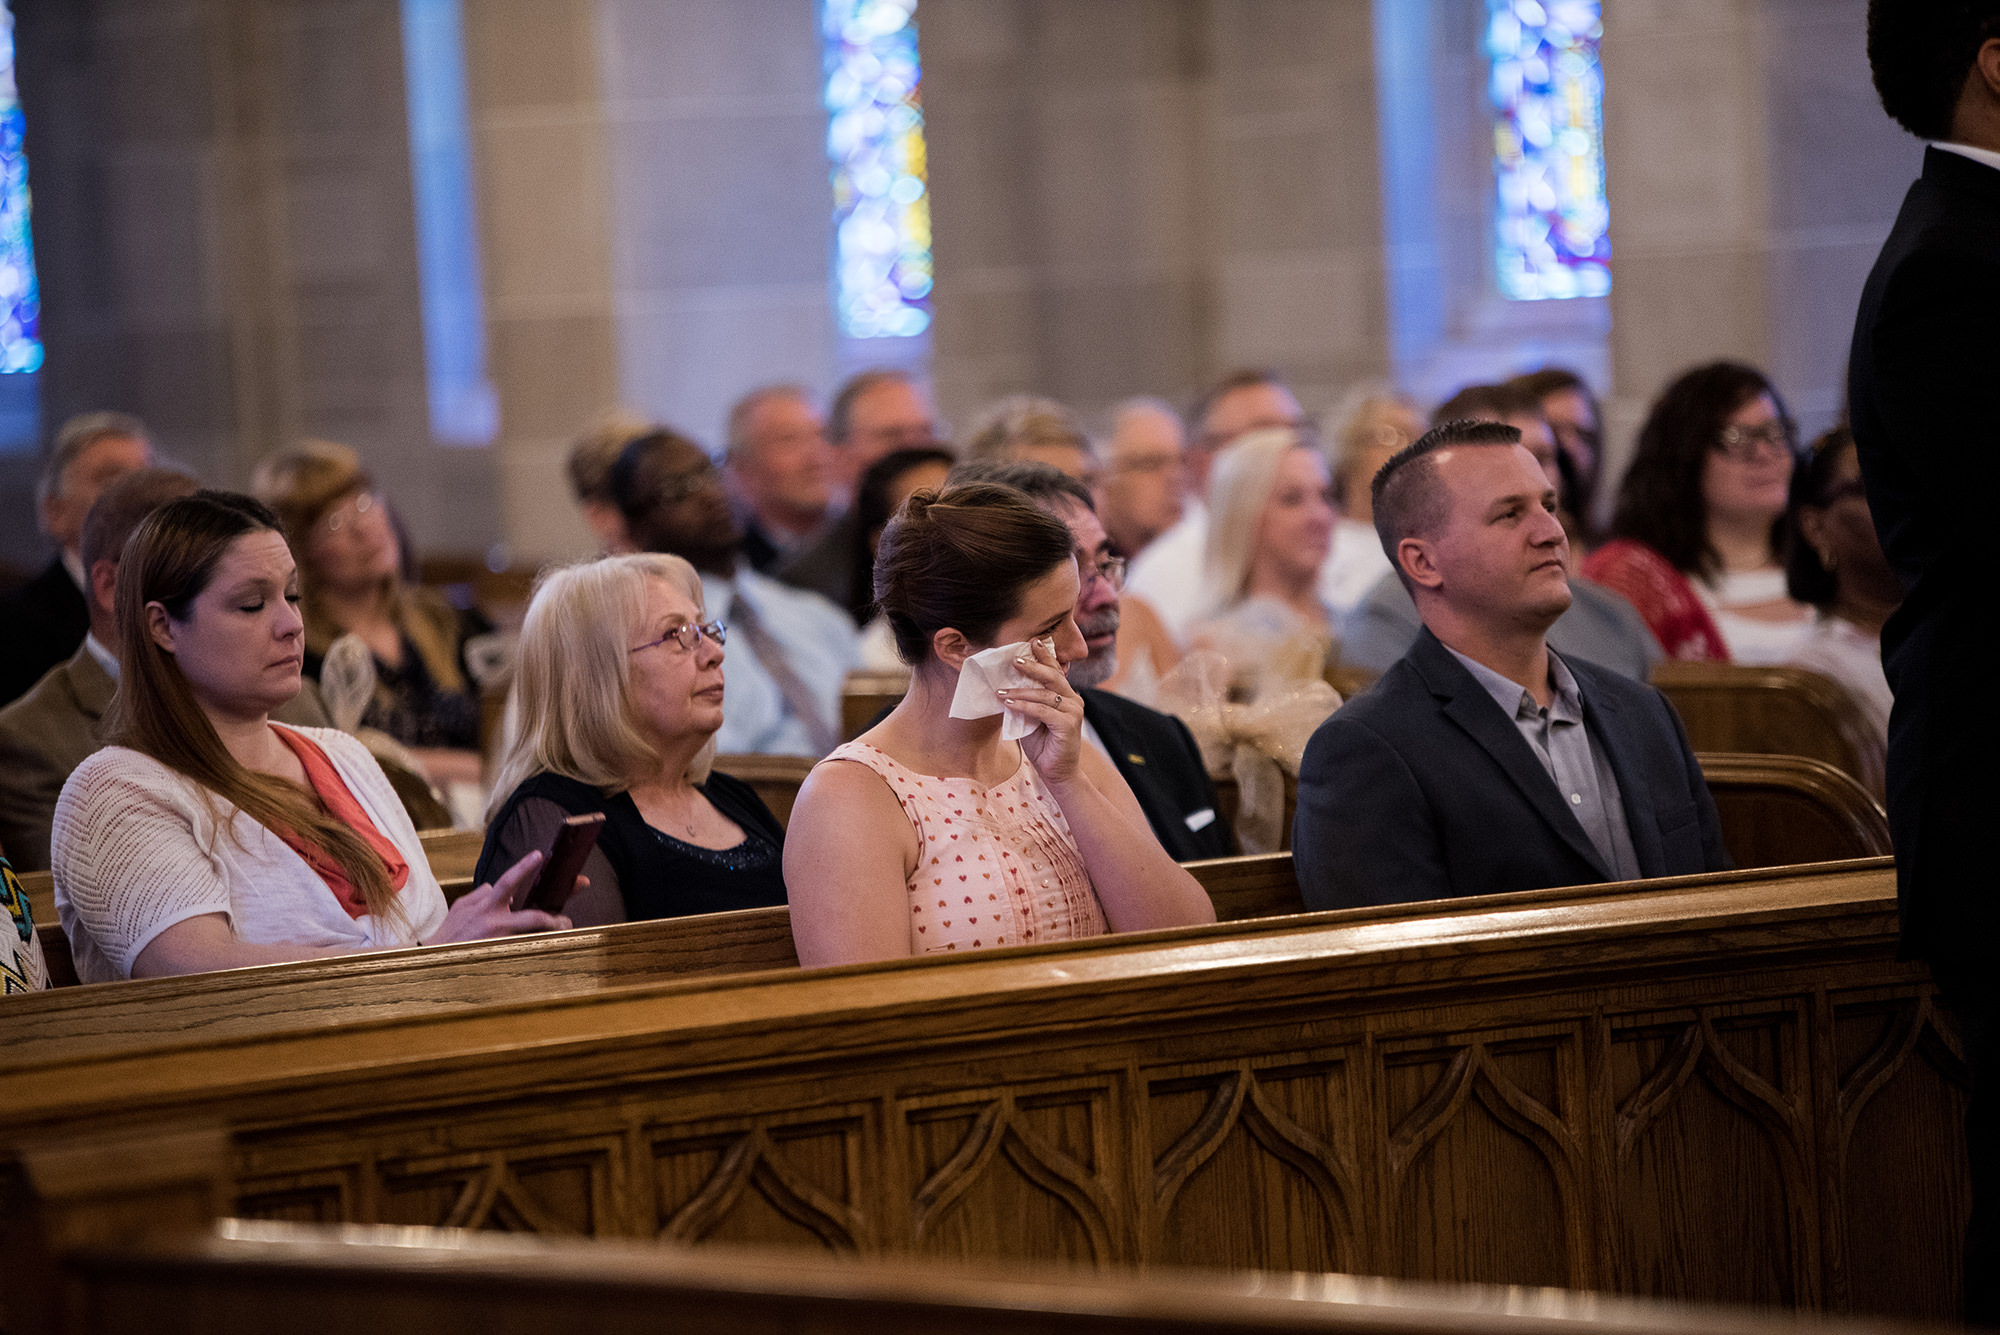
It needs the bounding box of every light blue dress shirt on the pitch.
[1442,644,1643,881]
[701,568,859,758]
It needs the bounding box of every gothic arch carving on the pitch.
[909,1093,1116,1262]
[658,1126,865,1252]
[1152,1064,1358,1260]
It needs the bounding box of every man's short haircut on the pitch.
[1370,419,1526,579]
[39,411,151,507]
[827,368,914,446]
[1867,0,2000,140]
[1430,382,1542,427]
[80,466,201,571]
[961,395,1095,466]
[724,383,812,462]
[1186,368,1286,443]
[947,457,1097,515]
[567,409,655,504]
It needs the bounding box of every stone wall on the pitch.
[5,0,1926,568]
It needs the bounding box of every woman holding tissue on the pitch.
[785,482,1216,967]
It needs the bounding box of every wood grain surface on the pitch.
[0,858,1968,1318]
[60,1219,1963,1335]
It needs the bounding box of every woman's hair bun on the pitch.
[872,481,1075,667]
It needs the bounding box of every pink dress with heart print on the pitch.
[822,740,1106,955]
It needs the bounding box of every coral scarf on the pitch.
[271,728,410,919]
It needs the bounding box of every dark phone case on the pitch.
[512,812,605,914]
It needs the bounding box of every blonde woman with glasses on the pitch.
[476,553,788,926]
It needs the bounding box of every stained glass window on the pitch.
[1486,0,1609,301]
[822,0,933,339]
[0,0,42,373]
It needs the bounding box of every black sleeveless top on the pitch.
[475,770,787,925]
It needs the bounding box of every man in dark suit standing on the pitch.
[950,459,1234,862]
[0,412,153,707]
[1849,6,2000,1318]
[1292,419,1726,910]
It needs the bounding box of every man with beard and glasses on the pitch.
[948,459,1233,860]
[609,429,858,758]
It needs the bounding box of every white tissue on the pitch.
[949,639,1046,741]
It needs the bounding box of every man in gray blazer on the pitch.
[0,469,328,868]
[1293,419,1726,910]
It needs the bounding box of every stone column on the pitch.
[594,0,837,452]
[460,0,618,562]
[1599,0,1915,492]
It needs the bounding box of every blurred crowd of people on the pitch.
[0,352,1897,986]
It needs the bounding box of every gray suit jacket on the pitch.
[1338,570,1661,681]
[0,647,331,870]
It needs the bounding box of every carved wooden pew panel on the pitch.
[0,859,1969,1318]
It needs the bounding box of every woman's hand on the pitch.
[997,636,1086,785]
[426,850,576,945]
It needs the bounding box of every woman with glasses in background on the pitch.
[475,553,788,926]
[253,441,489,791]
[1584,361,1812,662]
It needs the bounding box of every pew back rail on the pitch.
[0,857,1967,1320]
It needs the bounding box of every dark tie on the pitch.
[727,587,839,756]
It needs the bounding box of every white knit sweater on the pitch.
[51,725,447,983]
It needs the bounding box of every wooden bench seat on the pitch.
[0,857,1968,1317]
[46,1218,1961,1335]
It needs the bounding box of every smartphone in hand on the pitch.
[511,812,605,914]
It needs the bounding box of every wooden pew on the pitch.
[1699,752,1890,866]
[417,827,484,884]
[0,855,1292,1050]
[1325,662,1378,699]
[0,858,1968,1318]
[715,753,817,829]
[843,668,911,741]
[13,748,1889,993]
[1652,660,1884,798]
[46,1218,1961,1335]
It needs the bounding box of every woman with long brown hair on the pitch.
[1582,361,1812,662]
[50,491,568,983]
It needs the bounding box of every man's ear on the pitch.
[89,559,120,621]
[144,601,179,656]
[930,626,975,672]
[1397,536,1445,592]
[1980,36,2000,96]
